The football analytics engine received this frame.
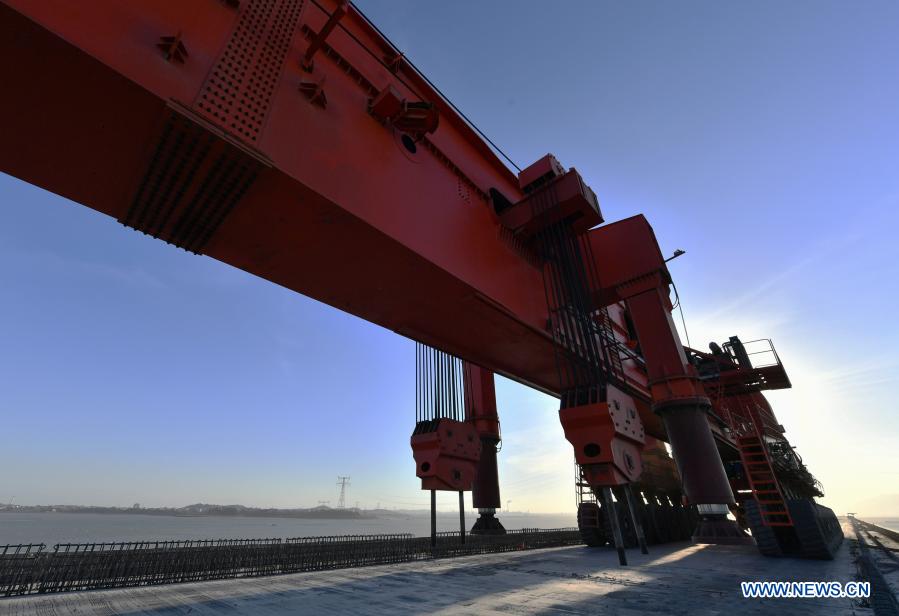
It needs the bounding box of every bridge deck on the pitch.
[3,527,861,615]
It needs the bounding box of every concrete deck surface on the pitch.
[2,531,863,615]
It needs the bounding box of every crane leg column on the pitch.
[623,484,649,555]
[430,489,437,548]
[585,217,751,545]
[459,491,466,544]
[626,286,751,545]
[471,441,505,534]
[600,487,628,566]
[466,364,507,535]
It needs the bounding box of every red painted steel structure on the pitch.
[0,0,556,397]
[0,0,670,443]
[0,0,840,558]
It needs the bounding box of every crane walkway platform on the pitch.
[2,522,866,616]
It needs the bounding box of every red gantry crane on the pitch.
[0,0,842,561]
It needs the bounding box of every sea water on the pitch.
[0,511,576,546]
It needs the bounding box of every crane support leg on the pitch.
[430,489,437,548]
[586,217,750,545]
[465,364,506,535]
[600,487,628,566]
[459,491,466,544]
[626,287,751,545]
[622,484,649,554]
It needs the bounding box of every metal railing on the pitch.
[722,338,782,369]
[0,528,581,597]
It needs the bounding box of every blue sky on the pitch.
[1,1,897,516]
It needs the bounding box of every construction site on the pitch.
[1,0,897,614]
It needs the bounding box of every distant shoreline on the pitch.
[0,505,378,521]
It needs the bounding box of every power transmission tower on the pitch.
[336,476,350,509]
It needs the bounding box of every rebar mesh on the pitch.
[0,528,581,597]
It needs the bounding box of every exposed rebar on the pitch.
[0,529,582,597]
[415,343,466,425]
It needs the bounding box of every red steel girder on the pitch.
[0,0,668,438]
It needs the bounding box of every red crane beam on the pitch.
[0,1,662,433]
